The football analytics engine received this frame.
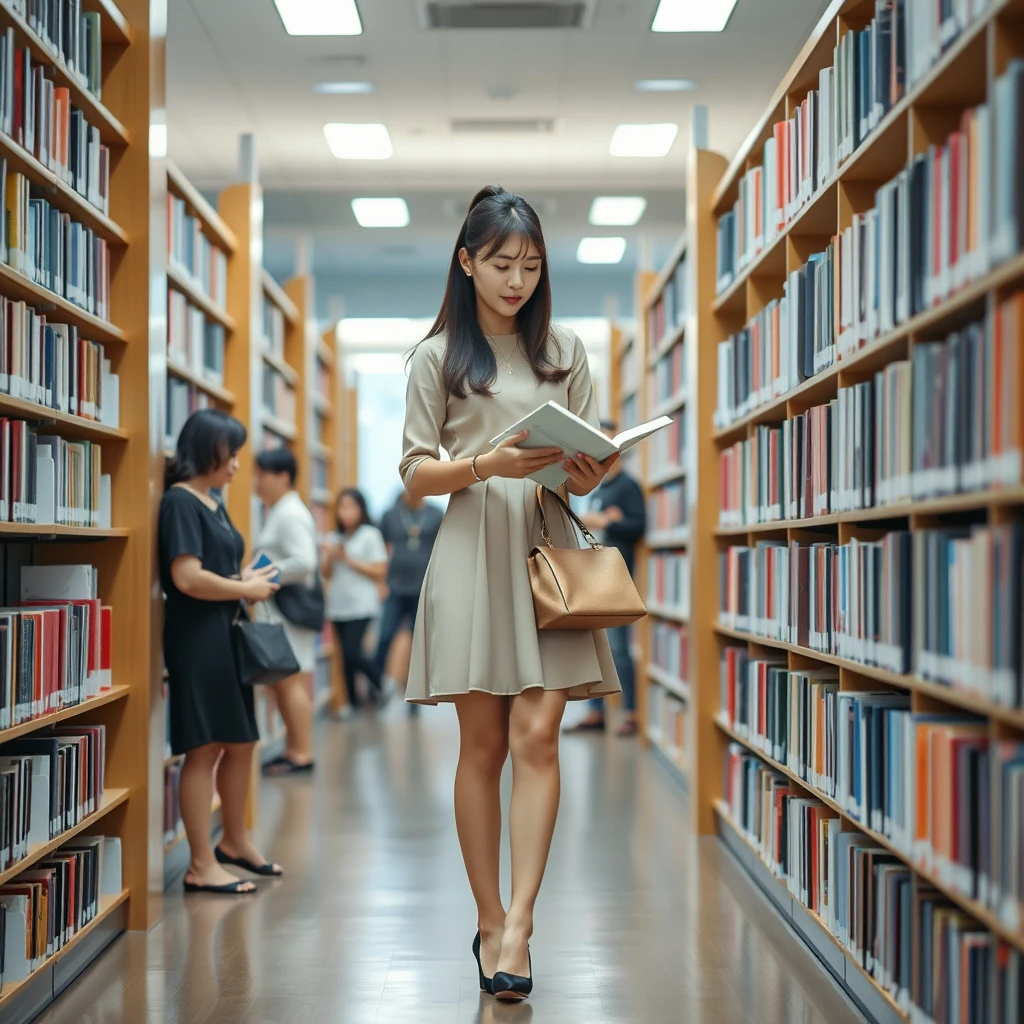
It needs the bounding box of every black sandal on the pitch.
[183,877,257,895]
[215,846,284,877]
[262,755,315,776]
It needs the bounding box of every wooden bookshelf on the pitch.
[674,2,1024,1021]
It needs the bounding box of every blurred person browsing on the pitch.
[253,448,321,775]
[322,488,389,711]
[159,409,284,895]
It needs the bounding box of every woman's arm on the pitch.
[170,556,278,602]
[346,556,388,582]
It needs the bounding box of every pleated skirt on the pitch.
[405,478,621,705]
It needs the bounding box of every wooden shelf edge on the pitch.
[263,415,297,441]
[647,603,689,626]
[648,323,686,368]
[166,160,237,255]
[261,348,299,386]
[84,0,132,44]
[713,621,1024,730]
[647,664,690,701]
[648,464,687,489]
[646,529,690,549]
[0,393,128,441]
[0,685,129,745]
[262,270,300,324]
[714,720,1024,953]
[167,359,236,406]
[167,266,235,331]
[0,787,130,887]
[316,340,335,367]
[651,390,687,419]
[643,232,689,308]
[646,728,689,785]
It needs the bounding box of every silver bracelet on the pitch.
[470,455,483,482]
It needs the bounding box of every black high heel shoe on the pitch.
[472,932,494,995]
[492,948,532,1001]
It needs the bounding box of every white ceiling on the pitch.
[167,0,830,297]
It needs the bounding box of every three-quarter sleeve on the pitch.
[566,330,600,428]
[399,341,447,489]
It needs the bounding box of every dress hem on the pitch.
[405,679,621,706]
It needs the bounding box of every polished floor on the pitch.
[36,707,867,1024]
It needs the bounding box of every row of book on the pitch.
[165,377,210,451]
[722,747,1020,1022]
[310,454,328,497]
[0,835,121,985]
[650,620,688,686]
[12,1,104,101]
[0,294,118,425]
[167,288,226,387]
[647,552,689,615]
[4,168,110,320]
[718,522,1024,708]
[618,337,639,400]
[0,29,110,215]
[262,362,295,427]
[2,563,112,728]
[649,340,684,409]
[649,418,685,479]
[646,255,688,350]
[648,683,687,768]
[263,299,286,359]
[646,480,685,535]
[167,194,228,309]
[713,242,836,431]
[720,652,1024,924]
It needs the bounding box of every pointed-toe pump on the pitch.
[492,949,532,1002]
[472,931,494,995]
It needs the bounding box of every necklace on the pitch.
[488,337,518,375]
[398,505,424,550]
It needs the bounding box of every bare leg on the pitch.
[216,741,282,873]
[181,743,253,889]
[454,692,511,977]
[498,687,569,977]
[267,672,314,768]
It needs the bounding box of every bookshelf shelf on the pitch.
[0,395,129,442]
[262,270,299,324]
[648,323,686,368]
[309,440,332,460]
[167,266,235,331]
[262,414,297,441]
[646,528,690,549]
[647,604,689,626]
[310,488,331,507]
[166,160,236,255]
[313,392,331,415]
[166,359,235,406]
[0,685,129,745]
[648,464,686,489]
[647,728,688,783]
[650,389,687,419]
[84,0,132,43]
[648,664,690,701]
[0,889,130,1013]
[0,0,129,144]
[0,523,128,538]
[0,130,129,244]
[261,348,298,386]
[316,341,334,368]
[0,787,129,888]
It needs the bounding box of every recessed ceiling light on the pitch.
[577,237,627,264]
[651,0,739,32]
[589,197,647,226]
[351,198,410,228]
[314,81,375,94]
[635,79,698,92]
[609,123,678,158]
[324,123,394,159]
[274,0,363,35]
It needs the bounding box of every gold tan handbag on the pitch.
[528,484,647,630]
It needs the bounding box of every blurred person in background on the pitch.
[564,418,646,737]
[322,488,389,712]
[253,448,319,775]
[375,489,444,708]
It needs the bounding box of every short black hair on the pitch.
[600,418,618,432]
[165,409,247,489]
[256,447,298,485]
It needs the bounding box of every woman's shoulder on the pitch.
[408,334,446,369]
[160,485,199,512]
[547,323,584,366]
[354,523,385,543]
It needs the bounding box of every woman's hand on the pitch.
[564,452,619,495]
[240,566,280,603]
[477,430,564,481]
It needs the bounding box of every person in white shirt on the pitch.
[253,448,319,774]
[321,488,388,710]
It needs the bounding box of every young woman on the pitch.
[322,488,388,711]
[400,185,620,1000]
[159,409,284,894]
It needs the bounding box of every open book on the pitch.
[490,401,673,490]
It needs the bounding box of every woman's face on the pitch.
[337,494,362,533]
[460,234,542,325]
[210,449,239,490]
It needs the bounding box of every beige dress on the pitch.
[400,325,621,705]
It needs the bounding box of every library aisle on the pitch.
[32,711,863,1024]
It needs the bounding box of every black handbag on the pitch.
[231,604,300,686]
[274,573,326,631]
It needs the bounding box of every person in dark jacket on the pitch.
[564,419,646,737]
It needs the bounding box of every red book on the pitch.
[100,605,112,690]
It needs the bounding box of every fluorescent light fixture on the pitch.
[314,81,375,94]
[351,198,410,228]
[609,123,678,158]
[324,123,393,159]
[274,0,363,35]
[577,237,627,265]
[634,78,697,92]
[589,197,647,226]
[651,0,739,32]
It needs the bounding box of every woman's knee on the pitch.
[509,716,559,768]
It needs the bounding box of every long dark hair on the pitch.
[424,185,568,399]
[165,409,247,489]
[334,487,372,535]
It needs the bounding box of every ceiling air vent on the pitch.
[421,2,594,30]
[451,118,556,134]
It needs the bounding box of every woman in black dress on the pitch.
[159,410,283,894]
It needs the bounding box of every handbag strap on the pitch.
[535,484,602,550]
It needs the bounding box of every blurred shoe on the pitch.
[616,719,639,738]
[562,715,605,734]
